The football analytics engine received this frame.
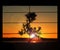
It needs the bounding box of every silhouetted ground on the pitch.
[3,38,57,42]
[2,38,58,50]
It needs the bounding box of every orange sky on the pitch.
[3,6,57,38]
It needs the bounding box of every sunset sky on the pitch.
[3,6,57,38]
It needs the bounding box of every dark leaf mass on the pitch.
[25,12,37,23]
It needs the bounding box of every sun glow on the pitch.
[30,34,36,38]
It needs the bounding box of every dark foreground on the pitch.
[2,38,58,50]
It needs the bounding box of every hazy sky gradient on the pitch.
[3,6,57,38]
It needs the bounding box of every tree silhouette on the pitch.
[19,12,41,37]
